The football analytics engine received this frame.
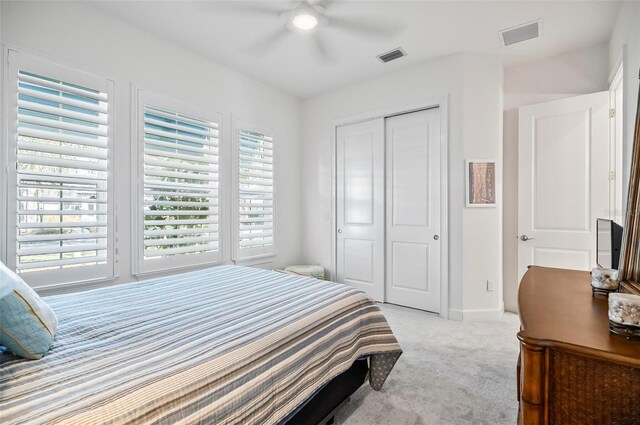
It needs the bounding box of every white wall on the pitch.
[609,1,640,204]
[461,54,504,318]
[505,43,611,95]
[502,43,610,312]
[0,2,303,292]
[300,53,504,320]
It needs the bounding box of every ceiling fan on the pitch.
[214,0,403,60]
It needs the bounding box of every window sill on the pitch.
[233,255,277,267]
[34,275,119,297]
[133,260,227,280]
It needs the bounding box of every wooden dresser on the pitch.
[517,266,640,425]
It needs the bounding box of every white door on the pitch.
[336,119,385,301]
[385,109,441,312]
[518,92,610,279]
[610,65,624,224]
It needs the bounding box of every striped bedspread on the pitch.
[0,265,402,424]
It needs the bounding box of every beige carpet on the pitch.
[335,304,520,425]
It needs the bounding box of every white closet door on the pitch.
[385,109,441,312]
[336,119,385,301]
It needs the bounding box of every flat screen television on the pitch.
[596,218,624,270]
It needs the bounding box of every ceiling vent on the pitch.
[499,20,542,46]
[377,48,407,63]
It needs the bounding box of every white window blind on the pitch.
[137,91,222,273]
[6,51,115,287]
[233,120,275,261]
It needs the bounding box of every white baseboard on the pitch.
[449,302,505,321]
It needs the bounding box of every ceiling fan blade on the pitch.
[311,0,334,11]
[312,33,331,62]
[204,1,288,19]
[328,16,403,38]
[246,26,291,54]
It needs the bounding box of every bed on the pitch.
[0,265,402,424]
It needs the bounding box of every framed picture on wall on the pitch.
[466,160,496,207]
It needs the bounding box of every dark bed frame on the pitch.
[282,358,369,425]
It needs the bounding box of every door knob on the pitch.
[433,235,439,241]
[519,235,535,242]
[337,228,342,234]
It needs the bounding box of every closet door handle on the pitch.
[337,228,342,234]
[433,235,439,241]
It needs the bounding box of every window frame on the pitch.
[3,49,116,288]
[132,88,224,276]
[231,117,277,262]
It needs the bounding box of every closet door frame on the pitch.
[330,97,450,319]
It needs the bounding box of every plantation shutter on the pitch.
[7,51,115,286]
[137,91,221,273]
[234,120,276,261]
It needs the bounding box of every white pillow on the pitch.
[0,262,58,359]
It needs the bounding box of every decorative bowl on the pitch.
[591,268,619,291]
[608,293,640,328]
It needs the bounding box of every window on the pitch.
[135,90,221,274]
[5,51,115,287]
[233,119,275,261]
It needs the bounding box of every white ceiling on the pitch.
[90,0,621,99]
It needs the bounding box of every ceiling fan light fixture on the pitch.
[292,12,318,30]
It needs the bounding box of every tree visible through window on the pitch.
[137,95,221,273]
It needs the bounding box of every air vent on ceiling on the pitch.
[377,48,407,63]
[499,19,542,46]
